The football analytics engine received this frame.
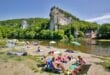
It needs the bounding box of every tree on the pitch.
[54,30,64,40]
[39,30,52,39]
[97,24,110,39]
[78,31,84,37]
[0,31,3,39]
[68,34,74,42]
[18,29,25,39]
[25,31,36,39]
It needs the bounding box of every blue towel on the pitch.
[69,64,78,70]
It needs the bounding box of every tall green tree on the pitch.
[98,24,110,39]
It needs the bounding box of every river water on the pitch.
[86,40,110,56]
[40,40,110,57]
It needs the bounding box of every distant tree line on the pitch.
[97,23,110,39]
[0,17,109,40]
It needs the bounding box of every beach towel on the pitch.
[69,64,78,71]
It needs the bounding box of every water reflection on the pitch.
[88,41,110,56]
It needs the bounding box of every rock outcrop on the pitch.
[49,6,79,31]
[21,20,28,29]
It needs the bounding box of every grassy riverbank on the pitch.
[97,39,110,42]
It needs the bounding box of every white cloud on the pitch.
[86,14,110,24]
[86,14,110,22]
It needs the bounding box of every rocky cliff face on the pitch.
[49,6,78,31]
[21,20,28,29]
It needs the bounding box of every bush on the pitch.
[78,31,84,37]
[54,30,64,40]
[68,34,74,42]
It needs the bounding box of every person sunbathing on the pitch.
[62,54,72,63]
[62,55,68,63]
[48,51,54,56]
[56,53,62,62]
[52,57,65,71]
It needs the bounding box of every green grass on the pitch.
[0,50,43,72]
[0,39,6,47]
[98,57,110,71]
[97,39,110,42]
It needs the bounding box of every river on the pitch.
[87,40,110,56]
[40,40,110,57]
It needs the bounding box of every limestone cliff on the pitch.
[49,6,79,31]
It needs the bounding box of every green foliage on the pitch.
[97,24,110,39]
[61,35,69,42]
[18,29,25,39]
[72,21,98,32]
[68,35,74,42]
[25,31,36,39]
[62,20,98,39]
[100,58,110,71]
[78,31,84,37]
[38,29,52,39]
[0,18,50,39]
[0,14,99,40]
[54,30,64,40]
[0,31,3,39]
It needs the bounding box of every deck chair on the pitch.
[78,64,91,75]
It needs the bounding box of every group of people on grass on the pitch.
[43,53,86,75]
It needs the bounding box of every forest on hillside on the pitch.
[0,17,109,40]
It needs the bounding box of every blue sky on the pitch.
[0,0,110,23]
